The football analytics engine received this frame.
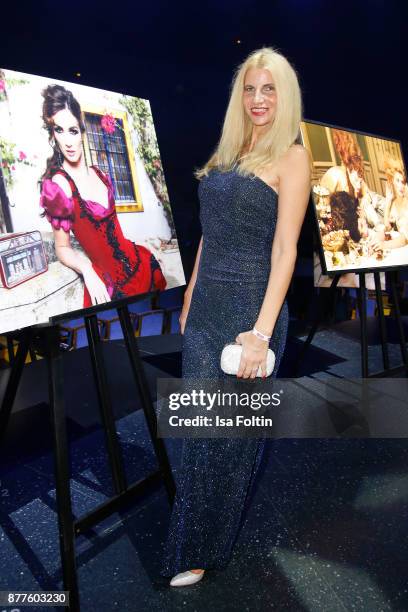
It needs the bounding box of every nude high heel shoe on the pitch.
[170,569,205,587]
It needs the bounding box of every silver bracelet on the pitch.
[252,327,271,341]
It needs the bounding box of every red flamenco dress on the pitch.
[40,165,167,307]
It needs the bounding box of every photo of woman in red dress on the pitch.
[39,84,167,308]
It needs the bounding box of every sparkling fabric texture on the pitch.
[159,169,289,576]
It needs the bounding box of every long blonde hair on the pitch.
[195,47,303,179]
[383,153,406,200]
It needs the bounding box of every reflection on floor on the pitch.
[0,327,407,611]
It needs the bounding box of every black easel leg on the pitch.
[330,285,339,324]
[117,305,176,504]
[389,271,408,368]
[6,336,15,366]
[0,330,30,441]
[46,325,79,611]
[84,315,127,494]
[358,273,369,377]
[294,274,340,376]
[374,271,389,371]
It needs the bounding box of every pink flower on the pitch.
[0,79,5,93]
[18,150,27,161]
[101,113,116,134]
[153,159,161,169]
[11,165,15,171]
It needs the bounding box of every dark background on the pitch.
[1,0,407,279]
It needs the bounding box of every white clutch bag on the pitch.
[220,342,275,377]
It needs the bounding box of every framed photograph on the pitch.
[301,120,408,280]
[0,68,185,334]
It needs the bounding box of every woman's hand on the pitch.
[179,288,193,335]
[235,330,270,379]
[82,267,111,305]
[53,228,111,305]
[367,234,385,253]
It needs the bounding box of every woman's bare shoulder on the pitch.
[323,165,344,178]
[278,144,311,179]
[284,143,310,163]
[51,173,72,198]
[259,145,310,187]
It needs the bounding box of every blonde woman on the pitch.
[160,48,311,587]
[368,155,408,253]
[380,155,408,248]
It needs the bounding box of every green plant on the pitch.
[120,95,176,238]
[0,138,31,188]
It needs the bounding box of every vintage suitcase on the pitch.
[0,230,48,288]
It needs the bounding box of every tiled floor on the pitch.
[0,328,407,611]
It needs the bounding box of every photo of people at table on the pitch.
[301,121,408,274]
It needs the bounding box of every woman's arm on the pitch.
[179,235,203,334]
[235,145,311,379]
[53,226,111,304]
[185,235,203,298]
[386,234,407,248]
[255,145,311,336]
[53,225,92,275]
[370,233,407,251]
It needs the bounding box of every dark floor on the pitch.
[1,323,408,611]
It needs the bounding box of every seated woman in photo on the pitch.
[320,129,385,234]
[370,154,408,252]
[39,84,167,307]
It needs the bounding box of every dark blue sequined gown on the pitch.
[160,169,289,576]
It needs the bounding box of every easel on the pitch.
[296,269,408,377]
[0,293,176,611]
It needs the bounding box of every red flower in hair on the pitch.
[101,113,116,134]
[19,150,27,161]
